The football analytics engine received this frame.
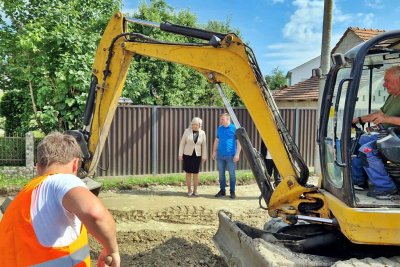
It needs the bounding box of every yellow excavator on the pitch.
[69,12,400,266]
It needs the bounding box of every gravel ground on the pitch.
[89,183,267,267]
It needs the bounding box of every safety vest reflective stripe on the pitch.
[31,244,90,267]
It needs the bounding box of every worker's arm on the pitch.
[212,138,219,160]
[233,140,241,162]
[352,110,383,124]
[372,112,400,126]
[63,187,120,267]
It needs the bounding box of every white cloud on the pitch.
[356,13,375,28]
[282,0,324,43]
[332,8,352,24]
[364,0,384,9]
[263,41,320,72]
[262,0,380,73]
[262,0,324,72]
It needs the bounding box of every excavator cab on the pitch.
[319,31,400,208]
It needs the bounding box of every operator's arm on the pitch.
[63,187,120,267]
[233,140,241,162]
[212,138,219,160]
[352,110,400,126]
[372,112,400,126]
[352,110,383,124]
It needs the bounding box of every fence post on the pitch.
[25,132,35,175]
[152,106,158,175]
[294,108,300,144]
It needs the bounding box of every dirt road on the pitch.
[90,183,268,266]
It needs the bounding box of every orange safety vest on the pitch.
[0,174,90,267]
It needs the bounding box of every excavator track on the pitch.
[333,257,400,266]
[213,211,336,266]
[213,211,400,267]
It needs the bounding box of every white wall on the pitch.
[287,56,320,86]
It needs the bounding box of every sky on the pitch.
[122,0,400,76]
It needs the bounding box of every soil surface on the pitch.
[89,183,268,267]
[2,181,400,266]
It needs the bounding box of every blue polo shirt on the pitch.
[217,123,237,156]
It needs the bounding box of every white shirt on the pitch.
[31,174,87,247]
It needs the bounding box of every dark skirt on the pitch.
[183,150,202,173]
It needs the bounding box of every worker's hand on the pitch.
[372,112,386,125]
[212,152,216,160]
[352,117,359,124]
[233,155,240,162]
[178,156,183,161]
[201,158,206,163]
[97,249,120,267]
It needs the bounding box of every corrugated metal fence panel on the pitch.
[156,107,256,174]
[279,109,296,138]
[235,109,261,170]
[279,108,317,167]
[297,109,317,167]
[97,106,316,177]
[98,106,152,176]
[158,107,216,174]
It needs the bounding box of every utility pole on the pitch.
[314,0,332,175]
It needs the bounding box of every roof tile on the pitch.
[332,27,385,54]
[272,76,319,101]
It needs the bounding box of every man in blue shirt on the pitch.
[212,113,241,199]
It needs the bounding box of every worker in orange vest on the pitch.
[0,132,120,267]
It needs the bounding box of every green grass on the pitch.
[0,175,30,195]
[0,170,255,195]
[96,170,254,190]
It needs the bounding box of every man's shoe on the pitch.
[367,188,397,200]
[230,191,236,199]
[353,185,365,191]
[215,190,226,197]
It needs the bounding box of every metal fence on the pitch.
[0,135,25,166]
[97,106,317,177]
[0,106,318,177]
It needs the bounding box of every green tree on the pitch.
[123,0,240,107]
[265,67,288,91]
[0,0,121,134]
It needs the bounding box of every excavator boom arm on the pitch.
[84,12,302,186]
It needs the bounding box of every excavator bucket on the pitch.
[213,211,335,267]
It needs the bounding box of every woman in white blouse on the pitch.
[178,117,207,196]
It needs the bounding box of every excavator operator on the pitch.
[351,65,400,199]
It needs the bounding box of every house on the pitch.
[286,56,320,86]
[273,75,320,108]
[274,27,386,108]
[331,27,385,54]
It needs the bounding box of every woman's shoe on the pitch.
[187,191,193,196]
[192,192,199,197]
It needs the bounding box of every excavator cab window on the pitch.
[323,66,351,188]
[322,47,400,207]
